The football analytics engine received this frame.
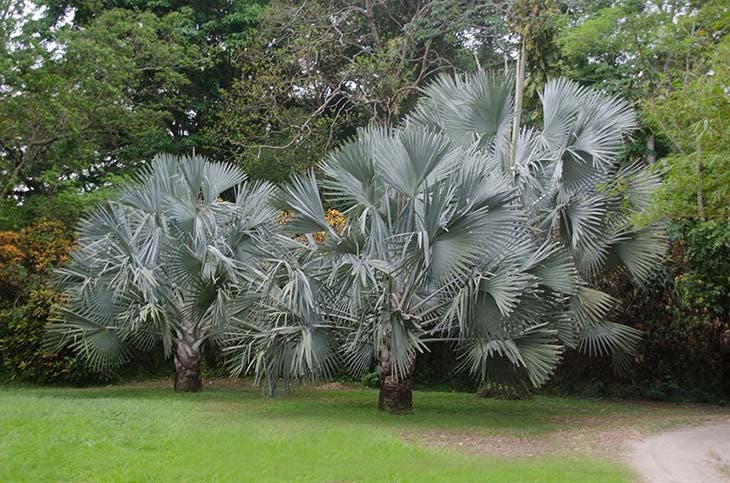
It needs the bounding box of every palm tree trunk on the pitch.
[174,338,202,392]
[379,371,413,412]
[377,342,414,412]
[508,37,527,172]
[694,150,705,221]
[646,134,656,164]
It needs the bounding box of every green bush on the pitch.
[0,290,104,384]
[477,383,533,400]
[360,371,380,389]
[548,219,730,403]
[670,219,729,318]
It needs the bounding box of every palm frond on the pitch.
[609,225,667,283]
[459,326,562,388]
[276,171,333,237]
[373,126,453,197]
[46,308,129,371]
[201,159,247,205]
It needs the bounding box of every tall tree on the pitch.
[644,36,730,221]
[37,0,265,150]
[0,6,207,226]
[556,0,729,163]
[207,0,515,182]
[1,1,266,228]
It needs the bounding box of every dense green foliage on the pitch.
[644,37,730,222]
[0,0,264,228]
[2,0,726,216]
[672,220,730,318]
[1,6,205,214]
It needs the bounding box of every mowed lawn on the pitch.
[0,382,726,482]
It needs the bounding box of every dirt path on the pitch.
[630,422,730,483]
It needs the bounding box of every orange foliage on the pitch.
[18,218,74,271]
[0,231,23,264]
[0,218,74,278]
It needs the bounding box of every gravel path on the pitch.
[630,422,730,482]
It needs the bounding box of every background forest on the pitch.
[1,0,728,402]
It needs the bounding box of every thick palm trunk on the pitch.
[379,372,413,412]
[377,343,415,412]
[174,338,202,392]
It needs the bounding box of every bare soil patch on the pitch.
[401,405,730,461]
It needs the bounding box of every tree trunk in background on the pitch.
[174,339,202,392]
[377,342,414,412]
[509,37,527,172]
[696,158,705,220]
[647,134,656,164]
[695,146,705,221]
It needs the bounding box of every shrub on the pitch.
[670,219,729,319]
[548,219,730,402]
[477,383,533,400]
[360,371,379,389]
[0,289,104,384]
[0,219,96,384]
[0,218,74,302]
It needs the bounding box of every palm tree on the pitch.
[46,154,276,391]
[224,72,664,411]
[410,72,666,368]
[226,133,569,409]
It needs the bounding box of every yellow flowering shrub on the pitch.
[277,208,347,244]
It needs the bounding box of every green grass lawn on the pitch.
[0,381,726,482]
